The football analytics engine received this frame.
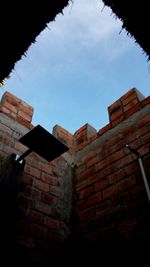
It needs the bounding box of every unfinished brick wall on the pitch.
[0,92,73,266]
[0,88,150,266]
[73,88,150,264]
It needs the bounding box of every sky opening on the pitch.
[0,0,150,133]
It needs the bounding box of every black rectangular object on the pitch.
[19,125,68,162]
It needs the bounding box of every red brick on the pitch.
[2,101,17,113]
[75,180,88,192]
[119,176,136,192]
[17,236,35,248]
[138,143,150,156]
[121,92,137,105]
[16,116,30,128]
[10,111,17,119]
[20,101,33,113]
[90,133,98,141]
[34,179,49,192]
[98,124,111,136]
[124,162,139,176]
[1,91,20,106]
[30,188,41,199]
[0,106,11,116]
[18,195,34,208]
[49,186,63,198]
[14,141,27,153]
[87,156,99,168]
[103,185,119,199]
[0,123,13,135]
[128,125,149,142]
[0,134,12,145]
[84,173,103,187]
[2,144,17,156]
[41,173,57,186]
[40,162,53,174]
[142,133,150,145]
[41,192,57,205]
[130,138,142,150]
[95,158,108,172]
[95,178,109,192]
[117,154,134,169]
[82,151,95,162]
[125,103,141,118]
[108,149,125,164]
[44,216,60,229]
[123,98,139,112]
[109,169,125,184]
[35,201,50,215]
[21,173,33,185]
[24,165,31,175]
[75,163,86,176]
[110,108,124,121]
[74,124,88,135]
[105,135,121,148]
[78,192,102,210]
[30,166,41,178]
[141,96,150,106]
[77,185,94,200]
[108,99,122,114]
[120,88,136,101]
[30,223,48,238]
[77,140,89,150]
[137,114,150,128]
[80,168,94,181]
[95,146,103,155]
[95,165,115,180]
[79,207,95,222]
[96,200,111,214]
[26,209,43,223]
[111,114,125,127]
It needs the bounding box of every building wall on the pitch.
[73,88,150,264]
[0,92,73,266]
[0,88,150,266]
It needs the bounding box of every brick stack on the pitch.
[0,91,33,128]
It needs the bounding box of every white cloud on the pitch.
[40,0,122,44]
[35,0,131,64]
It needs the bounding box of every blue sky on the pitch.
[0,0,150,134]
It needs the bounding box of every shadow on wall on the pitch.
[0,154,25,264]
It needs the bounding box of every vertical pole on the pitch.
[138,157,150,203]
[125,144,150,204]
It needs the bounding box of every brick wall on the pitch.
[0,92,73,266]
[0,88,150,266]
[73,88,150,264]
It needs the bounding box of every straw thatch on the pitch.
[0,1,69,83]
[103,0,150,59]
[0,1,149,83]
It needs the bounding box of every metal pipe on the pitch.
[125,144,150,203]
[138,157,150,203]
[16,148,32,163]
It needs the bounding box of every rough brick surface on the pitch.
[0,92,73,266]
[0,91,33,128]
[73,88,150,261]
[0,88,150,266]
